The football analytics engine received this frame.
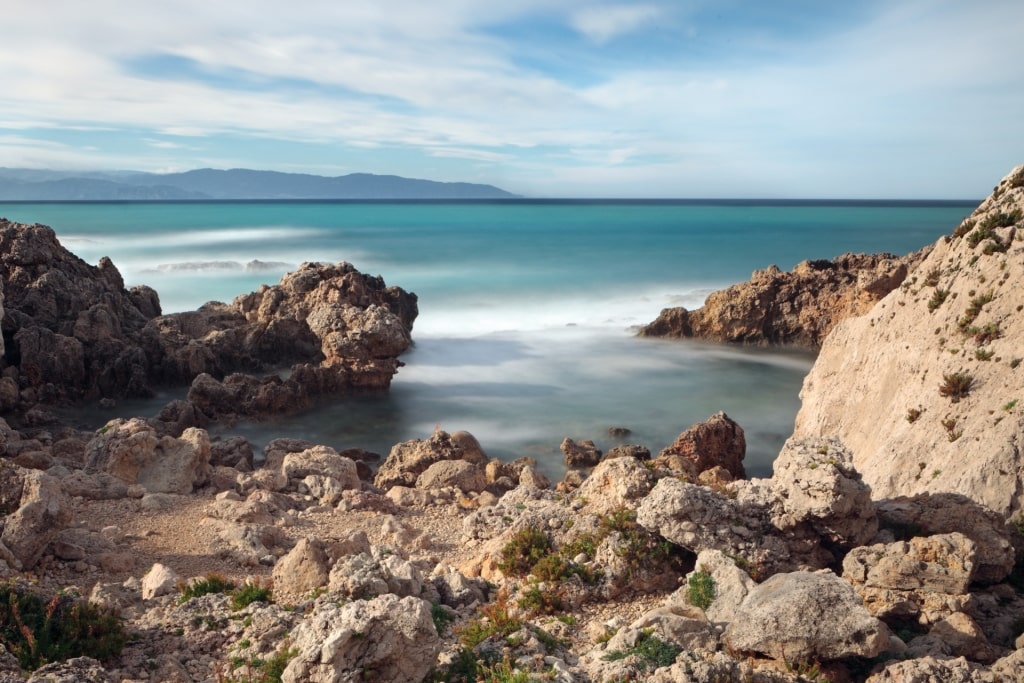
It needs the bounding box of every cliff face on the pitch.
[639,251,924,347]
[794,165,1024,516]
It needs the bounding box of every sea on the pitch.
[0,199,977,479]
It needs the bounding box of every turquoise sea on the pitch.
[0,200,977,477]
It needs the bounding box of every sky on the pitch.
[1,0,1022,198]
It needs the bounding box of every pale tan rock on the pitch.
[84,418,211,494]
[142,562,180,599]
[794,164,1024,515]
[415,459,486,493]
[0,469,71,569]
[572,456,656,514]
[281,445,359,492]
[272,537,330,597]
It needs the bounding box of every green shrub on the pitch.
[231,579,273,610]
[603,629,681,672]
[497,527,551,577]
[0,582,125,671]
[179,573,236,602]
[687,566,716,610]
[927,289,949,312]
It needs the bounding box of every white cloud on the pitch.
[570,4,663,43]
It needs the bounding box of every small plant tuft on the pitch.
[231,579,273,610]
[906,407,924,423]
[687,566,716,611]
[179,573,236,603]
[939,371,975,403]
[497,527,551,577]
[603,629,682,673]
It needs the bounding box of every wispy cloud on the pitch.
[570,4,663,43]
[0,0,1021,196]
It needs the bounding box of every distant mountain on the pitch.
[0,167,519,200]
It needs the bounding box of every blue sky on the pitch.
[1,0,1022,197]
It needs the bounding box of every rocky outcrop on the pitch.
[373,430,487,490]
[794,165,1024,515]
[0,469,71,569]
[0,220,418,418]
[0,220,157,407]
[640,250,924,347]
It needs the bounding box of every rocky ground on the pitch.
[0,411,1022,683]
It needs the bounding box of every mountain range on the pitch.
[0,168,519,200]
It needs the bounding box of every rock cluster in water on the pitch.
[0,218,417,419]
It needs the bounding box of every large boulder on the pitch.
[84,418,211,494]
[272,538,331,598]
[723,570,893,661]
[282,594,441,683]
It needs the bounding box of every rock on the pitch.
[0,470,71,569]
[572,456,656,514]
[146,261,417,418]
[670,549,756,626]
[560,438,602,467]
[793,165,1024,515]
[282,594,441,683]
[281,445,359,492]
[141,562,180,599]
[658,411,746,480]
[84,418,211,494]
[415,459,486,493]
[770,437,877,547]
[843,533,978,623]
[374,430,482,490]
[0,220,157,409]
[865,655,986,682]
[272,538,330,597]
[24,656,112,682]
[724,570,893,661]
[926,612,1004,664]
[209,435,254,470]
[602,444,650,461]
[640,250,920,347]
[875,494,1014,584]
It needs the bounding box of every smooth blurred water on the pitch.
[0,199,975,477]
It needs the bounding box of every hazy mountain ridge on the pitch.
[0,167,519,200]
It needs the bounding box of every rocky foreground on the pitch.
[1,172,1024,683]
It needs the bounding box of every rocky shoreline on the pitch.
[0,168,1023,683]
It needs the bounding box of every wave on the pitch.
[142,259,295,274]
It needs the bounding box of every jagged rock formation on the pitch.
[0,219,158,407]
[0,220,417,418]
[794,164,1024,516]
[639,251,925,347]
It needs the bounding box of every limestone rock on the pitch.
[415,459,486,493]
[793,165,1024,515]
[640,250,921,347]
[572,456,656,514]
[142,563,180,599]
[148,261,417,418]
[770,436,877,547]
[84,418,211,494]
[865,656,986,682]
[723,570,892,661]
[282,594,441,683]
[272,538,330,597]
[374,429,483,490]
[658,411,746,480]
[843,533,978,623]
[876,494,1014,584]
[670,549,756,626]
[281,445,359,492]
[24,657,112,683]
[0,470,71,569]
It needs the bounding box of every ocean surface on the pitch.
[0,199,977,478]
